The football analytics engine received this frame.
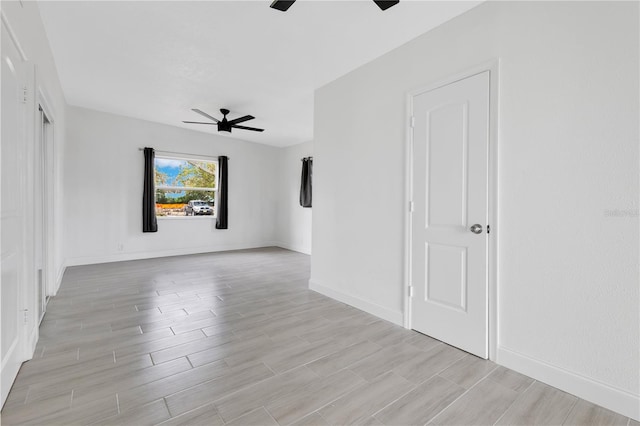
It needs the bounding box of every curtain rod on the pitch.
[138,148,228,160]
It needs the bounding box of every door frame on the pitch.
[37,87,56,300]
[403,59,500,361]
[35,91,55,325]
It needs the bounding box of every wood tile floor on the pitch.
[1,247,635,426]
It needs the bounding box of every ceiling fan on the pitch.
[270,0,399,12]
[183,108,265,133]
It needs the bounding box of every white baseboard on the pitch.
[64,242,276,267]
[308,279,403,326]
[54,263,66,295]
[498,345,640,421]
[273,241,311,255]
[0,338,22,407]
[26,323,39,360]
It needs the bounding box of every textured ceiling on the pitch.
[39,1,481,147]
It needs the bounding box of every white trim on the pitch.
[157,186,216,192]
[37,85,56,124]
[37,84,57,314]
[404,59,500,362]
[0,11,28,61]
[0,337,21,404]
[0,337,19,373]
[54,263,66,296]
[151,150,222,162]
[498,345,640,421]
[64,242,277,267]
[309,279,403,326]
[486,60,501,361]
[157,215,216,221]
[25,323,38,360]
[403,90,414,330]
[273,241,311,255]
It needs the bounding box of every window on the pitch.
[154,156,218,217]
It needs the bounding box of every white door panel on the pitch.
[411,71,490,358]
[426,102,468,228]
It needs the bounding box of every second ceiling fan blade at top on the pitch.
[228,115,255,125]
[191,108,219,123]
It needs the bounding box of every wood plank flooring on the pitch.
[1,247,634,425]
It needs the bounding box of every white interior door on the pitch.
[1,21,27,405]
[410,71,490,358]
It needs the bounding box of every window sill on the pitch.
[157,216,217,220]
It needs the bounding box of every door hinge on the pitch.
[409,116,415,128]
[487,225,491,234]
[21,86,28,103]
[409,201,414,213]
[408,286,414,298]
[23,309,29,325]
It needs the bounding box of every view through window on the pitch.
[155,156,218,217]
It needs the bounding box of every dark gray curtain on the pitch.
[300,157,312,208]
[142,147,158,232]
[216,156,228,229]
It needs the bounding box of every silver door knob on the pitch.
[470,224,483,234]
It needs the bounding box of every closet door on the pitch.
[1,20,28,406]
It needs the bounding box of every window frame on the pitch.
[154,154,219,220]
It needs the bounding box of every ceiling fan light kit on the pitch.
[270,0,399,12]
[373,1,400,11]
[183,108,265,134]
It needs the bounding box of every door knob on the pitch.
[470,224,483,234]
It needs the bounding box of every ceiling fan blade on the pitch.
[373,0,399,11]
[227,115,255,125]
[233,125,265,132]
[191,108,219,123]
[270,0,295,11]
[182,121,216,125]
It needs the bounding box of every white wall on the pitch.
[312,1,638,420]
[64,106,281,266]
[1,1,67,353]
[275,141,313,254]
